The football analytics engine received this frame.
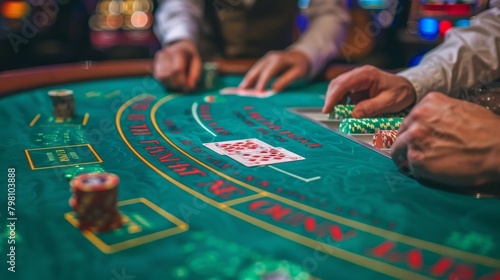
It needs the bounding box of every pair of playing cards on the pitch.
[203,138,304,167]
[220,87,276,98]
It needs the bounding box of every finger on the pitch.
[187,52,201,91]
[153,51,173,87]
[169,52,188,90]
[255,60,284,91]
[352,91,402,118]
[392,121,434,172]
[397,114,413,135]
[396,103,425,135]
[272,66,303,92]
[407,148,425,169]
[322,81,343,114]
[391,128,411,172]
[167,73,185,91]
[322,70,377,114]
[239,61,264,89]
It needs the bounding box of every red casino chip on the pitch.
[373,130,398,149]
[69,172,123,232]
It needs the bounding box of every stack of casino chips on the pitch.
[372,130,398,149]
[48,89,75,118]
[330,104,356,120]
[202,62,219,89]
[339,117,403,134]
[328,104,409,120]
[69,173,123,232]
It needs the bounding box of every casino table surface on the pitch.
[0,60,499,280]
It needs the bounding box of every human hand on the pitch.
[322,66,416,117]
[392,92,500,187]
[153,39,201,92]
[239,50,310,92]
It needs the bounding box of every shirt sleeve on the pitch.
[398,8,500,103]
[288,0,351,78]
[153,0,204,46]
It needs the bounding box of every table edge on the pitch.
[0,59,356,96]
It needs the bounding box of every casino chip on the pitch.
[339,117,403,134]
[329,104,355,120]
[203,95,225,103]
[69,172,123,232]
[48,89,75,118]
[328,104,409,120]
[202,62,219,90]
[239,260,310,280]
[373,130,398,149]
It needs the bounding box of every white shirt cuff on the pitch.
[398,63,446,103]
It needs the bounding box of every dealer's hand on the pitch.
[322,66,416,117]
[239,50,310,92]
[392,92,500,187]
[153,39,201,92]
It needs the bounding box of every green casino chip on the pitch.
[329,104,355,120]
[329,104,409,120]
[339,117,404,134]
[202,62,219,90]
[239,260,310,280]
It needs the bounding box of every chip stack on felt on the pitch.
[330,104,356,120]
[49,89,75,118]
[202,62,219,89]
[69,172,123,232]
[328,104,409,120]
[372,130,398,149]
[339,118,404,134]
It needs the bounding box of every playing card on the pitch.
[219,87,241,95]
[203,143,226,155]
[204,139,304,167]
[240,89,276,98]
[213,138,273,155]
[229,147,305,167]
[273,147,306,160]
[220,87,276,98]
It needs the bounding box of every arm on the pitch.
[239,0,350,91]
[398,8,500,103]
[289,0,351,78]
[153,0,204,45]
[153,0,204,91]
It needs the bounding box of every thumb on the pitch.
[272,66,303,92]
[187,51,201,90]
[352,92,395,118]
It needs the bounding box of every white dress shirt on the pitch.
[154,0,350,78]
[398,6,500,102]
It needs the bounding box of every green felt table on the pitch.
[0,60,499,280]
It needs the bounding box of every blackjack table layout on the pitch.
[0,60,499,280]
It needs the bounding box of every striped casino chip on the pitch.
[69,172,123,232]
[339,118,404,134]
[329,104,355,120]
[329,104,409,120]
[202,62,219,90]
[373,130,398,149]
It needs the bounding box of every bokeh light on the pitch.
[1,1,30,19]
